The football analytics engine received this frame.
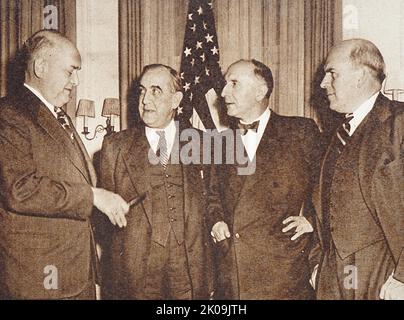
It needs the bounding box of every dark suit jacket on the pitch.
[0,87,97,299]
[207,111,321,299]
[312,93,404,283]
[98,125,214,299]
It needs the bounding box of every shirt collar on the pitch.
[349,91,379,135]
[238,107,271,162]
[24,83,58,118]
[240,107,271,135]
[145,119,177,153]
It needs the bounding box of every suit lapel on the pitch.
[168,123,203,223]
[71,127,97,187]
[358,94,393,212]
[316,94,392,239]
[179,129,206,223]
[223,129,247,212]
[227,163,245,210]
[177,128,191,222]
[29,92,93,185]
[237,112,282,201]
[122,130,153,225]
[316,140,335,228]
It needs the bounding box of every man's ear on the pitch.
[356,67,367,88]
[256,83,268,101]
[33,58,47,79]
[172,91,183,110]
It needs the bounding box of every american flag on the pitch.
[178,0,224,130]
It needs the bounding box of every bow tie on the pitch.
[238,120,260,135]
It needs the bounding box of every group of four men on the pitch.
[0,30,403,300]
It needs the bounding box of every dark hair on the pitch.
[140,64,183,92]
[348,39,386,83]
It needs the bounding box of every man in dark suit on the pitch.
[0,30,129,299]
[207,59,321,299]
[312,38,404,300]
[99,64,213,300]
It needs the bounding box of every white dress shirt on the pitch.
[347,91,379,136]
[145,119,177,156]
[240,107,271,161]
[24,83,58,118]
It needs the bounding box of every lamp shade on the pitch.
[102,98,120,117]
[76,99,95,117]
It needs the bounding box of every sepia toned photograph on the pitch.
[0,0,403,305]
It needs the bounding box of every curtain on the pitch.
[0,0,76,118]
[118,0,342,130]
[119,0,142,130]
[1,0,42,98]
[216,0,342,128]
[304,0,343,132]
[119,0,188,130]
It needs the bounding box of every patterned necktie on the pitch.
[238,120,260,135]
[335,114,354,154]
[54,107,75,141]
[156,130,169,169]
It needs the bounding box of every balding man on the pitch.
[312,39,404,300]
[206,59,321,299]
[0,30,129,299]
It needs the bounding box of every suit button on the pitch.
[168,195,175,199]
[165,174,170,178]
[167,184,172,188]
[169,216,176,222]
[235,233,240,239]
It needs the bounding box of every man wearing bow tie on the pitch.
[98,64,213,299]
[0,30,129,299]
[207,59,321,299]
[312,39,404,300]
